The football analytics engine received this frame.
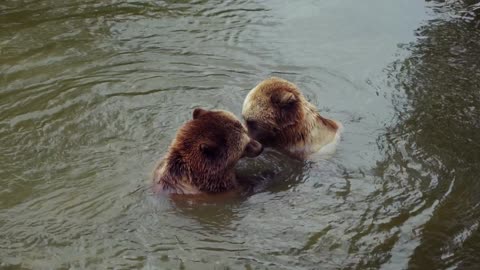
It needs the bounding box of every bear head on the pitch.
[242,77,306,146]
[160,108,263,193]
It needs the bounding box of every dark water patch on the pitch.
[378,3,480,269]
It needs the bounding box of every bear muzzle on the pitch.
[244,119,277,146]
[244,139,263,157]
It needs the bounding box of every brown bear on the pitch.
[153,108,263,194]
[242,77,342,159]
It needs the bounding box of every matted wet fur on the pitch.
[153,108,263,194]
[242,77,341,159]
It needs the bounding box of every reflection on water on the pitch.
[1,0,479,269]
[381,10,480,269]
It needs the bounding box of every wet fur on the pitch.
[153,109,262,194]
[242,77,341,159]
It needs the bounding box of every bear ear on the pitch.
[199,141,218,157]
[193,108,208,119]
[271,91,297,107]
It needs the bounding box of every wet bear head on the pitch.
[153,108,264,194]
[171,108,263,175]
[242,77,305,145]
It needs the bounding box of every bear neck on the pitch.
[280,102,339,158]
[156,150,238,194]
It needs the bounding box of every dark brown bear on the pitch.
[153,108,263,194]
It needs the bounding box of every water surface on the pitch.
[1,0,479,269]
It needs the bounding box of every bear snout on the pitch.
[246,119,258,130]
[245,119,265,141]
[244,119,276,146]
[244,139,263,157]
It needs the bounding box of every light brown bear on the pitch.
[153,108,263,194]
[242,77,342,159]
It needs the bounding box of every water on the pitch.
[1,0,479,269]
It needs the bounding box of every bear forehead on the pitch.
[202,110,244,129]
[181,113,245,139]
[252,77,300,100]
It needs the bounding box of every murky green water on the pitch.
[1,0,479,269]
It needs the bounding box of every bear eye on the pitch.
[199,142,218,157]
[281,101,295,109]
